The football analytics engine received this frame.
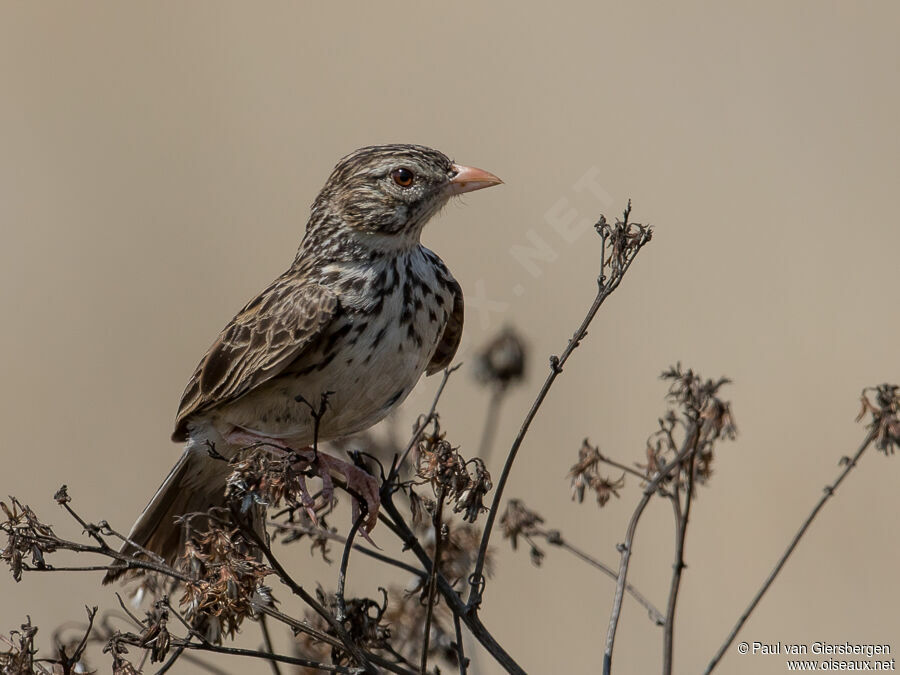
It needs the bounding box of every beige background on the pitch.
[2,3,898,673]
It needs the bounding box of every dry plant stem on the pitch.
[258,614,283,675]
[453,612,467,675]
[270,520,425,578]
[59,501,108,549]
[52,605,96,674]
[231,509,377,674]
[420,488,446,674]
[379,497,526,675]
[21,535,193,583]
[663,440,699,675]
[336,511,366,622]
[703,426,878,674]
[163,651,232,675]
[603,423,699,675]
[477,387,506,460]
[168,596,383,675]
[596,452,652,482]
[163,637,357,674]
[253,604,346,652]
[468,223,651,610]
[536,531,665,625]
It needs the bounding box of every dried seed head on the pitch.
[1,498,58,582]
[858,384,900,454]
[414,434,492,523]
[499,499,544,551]
[178,517,272,641]
[473,326,527,389]
[568,441,624,506]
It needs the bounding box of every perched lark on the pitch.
[104,144,501,582]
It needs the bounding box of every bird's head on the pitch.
[309,144,502,250]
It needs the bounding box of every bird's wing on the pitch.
[426,278,464,375]
[172,277,339,441]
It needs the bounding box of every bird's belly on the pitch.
[211,310,446,444]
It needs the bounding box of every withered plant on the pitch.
[2,204,894,674]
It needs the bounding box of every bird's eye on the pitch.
[390,168,415,188]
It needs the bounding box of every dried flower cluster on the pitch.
[857,384,900,454]
[179,516,272,641]
[103,635,141,675]
[0,618,39,674]
[295,584,463,674]
[642,364,738,486]
[499,499,549,566]
[595,201,653,278]
[568,441,625,506]
[294,587,392,670]
[226,448,333,523]
[413,433,492,524]
[0,498,56,583]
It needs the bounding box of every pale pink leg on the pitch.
[224,430,380,533]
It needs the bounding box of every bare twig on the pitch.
[335,511,366,623]
[468,206,652,611]
[160,637,356,673]
[662,433,700,674]
[603,422,699,675]
[594,447,652,482]
[269,519,425,578]
[476,388,506,460]
[420,489,446,674]
[703,425,879,674]
[547,531,665,626]
[258,614,283,675]
[229,507,377,674]
[379,495,526,675]
[453,612,467,675]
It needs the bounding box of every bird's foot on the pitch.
[225,430,380,535]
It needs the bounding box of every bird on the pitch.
[103,144,502,583]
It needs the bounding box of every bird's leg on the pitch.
[294,473,319,526]
[224,429,380,534]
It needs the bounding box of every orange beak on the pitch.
[448,164,503,195]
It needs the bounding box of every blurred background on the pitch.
[2,2,898,673]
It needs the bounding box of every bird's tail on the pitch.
[102,444,233,584]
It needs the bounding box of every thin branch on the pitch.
[538,530,665,626]
[453,612,467,675]
[336,511,366,622]
[258,614,283,675]
[163,637,356,673]
[703,426,879,674]
[53,605,96,674]
[58,498,109,550]
[476,387,506,460]
[595,450,652,482]
[603,422,699,675]
[268,520,425,578]
[468,212,651,610]
[662,433,699,675]
[230,507,377,674]
[253,604,346,652]
[420,489,446,674]
[379,495,526,675]
[18,534,193,583]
